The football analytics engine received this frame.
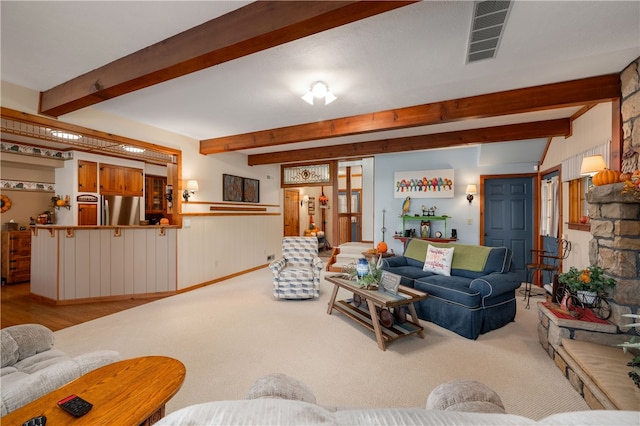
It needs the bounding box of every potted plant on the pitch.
[356,259,383,290]
[558,265,616,304]
[617,314,640,389]
[343,259,382,290]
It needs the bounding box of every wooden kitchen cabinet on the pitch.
[99,164,143,196]
[145,175,167,214]
[1,230,31,284]
[99,164,124,194]
[78,203,98,225]
[78,160,98,193]
[124,167,144,195]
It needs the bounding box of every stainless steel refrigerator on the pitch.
[100,195,141,226]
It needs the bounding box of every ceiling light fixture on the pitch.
[49,129,81,140]
[302,81,337,105]
[122,145,145,153]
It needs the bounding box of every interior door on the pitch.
[482,176,534,283]
[338,189,362,244]
[283,189,300,236]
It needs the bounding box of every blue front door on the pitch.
[483,176,534,283]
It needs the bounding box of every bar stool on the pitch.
[524,238,571,309]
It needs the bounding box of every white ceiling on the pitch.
[2,1,639,162]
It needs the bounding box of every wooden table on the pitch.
[2,356,186,426]
[361,251,395,264]
[326,274,428,351]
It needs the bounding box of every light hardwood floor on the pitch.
[1,282,168,331]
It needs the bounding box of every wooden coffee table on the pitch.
[1,355,185,426]
[326,274,428,351]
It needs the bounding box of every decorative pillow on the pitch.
[423,244,455,276]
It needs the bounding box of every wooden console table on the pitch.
[326,274,428,351]
[2,356,185,425]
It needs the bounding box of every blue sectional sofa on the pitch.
[380,238,520,339]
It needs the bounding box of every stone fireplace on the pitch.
[537,57,640,410]
[537,177,639,356]
[588,183,640,330]
[536,182,639,409]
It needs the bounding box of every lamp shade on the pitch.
[580,155,606,176]
[186,180,199,191]
[465,185,477,195]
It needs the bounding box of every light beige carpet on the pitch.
[53,268,588,420]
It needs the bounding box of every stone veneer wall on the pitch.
[622,57,640,167]
[587,183,639,333]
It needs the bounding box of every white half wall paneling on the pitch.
[177,215,282,291]
[30,230,58,300]
[31,227,177,302]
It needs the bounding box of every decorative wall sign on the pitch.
[380,271,401,295]
[394,169,454,198]
[223,174,243,202]
[307,196,315,214]
[243,178,260,203]
[77,194,99,202]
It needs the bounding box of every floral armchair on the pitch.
[269,237,323,299]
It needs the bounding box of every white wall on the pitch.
[374,146,538,254]
[2,81,282,291]
[3,80,613,286]
[540,102,613,271]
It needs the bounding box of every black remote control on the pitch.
[57,394,93,417]
[22,415,46,426]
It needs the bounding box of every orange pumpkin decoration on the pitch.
[376,241,388,253]
[592,169,620,186]
[619,172,632,182]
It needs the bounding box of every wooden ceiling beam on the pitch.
[247,118,571,165]
[202,74,619,155]
[38,1,416,117]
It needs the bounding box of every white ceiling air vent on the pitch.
[467,1,512,63]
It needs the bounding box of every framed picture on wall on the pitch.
[394,169,454,198]
[243,178,260,203]
[223,174,243,202]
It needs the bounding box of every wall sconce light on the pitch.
[183,180,199,202]
[465,185,478,204]
[580,155,606,176]
[301,81,337,105]
[300,194,309,207]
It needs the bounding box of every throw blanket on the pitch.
[404,240,492,272]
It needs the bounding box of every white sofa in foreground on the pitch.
[157,373,640,425]
[0,324,121,415]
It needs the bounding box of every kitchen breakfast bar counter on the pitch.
[30,225,178,304]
